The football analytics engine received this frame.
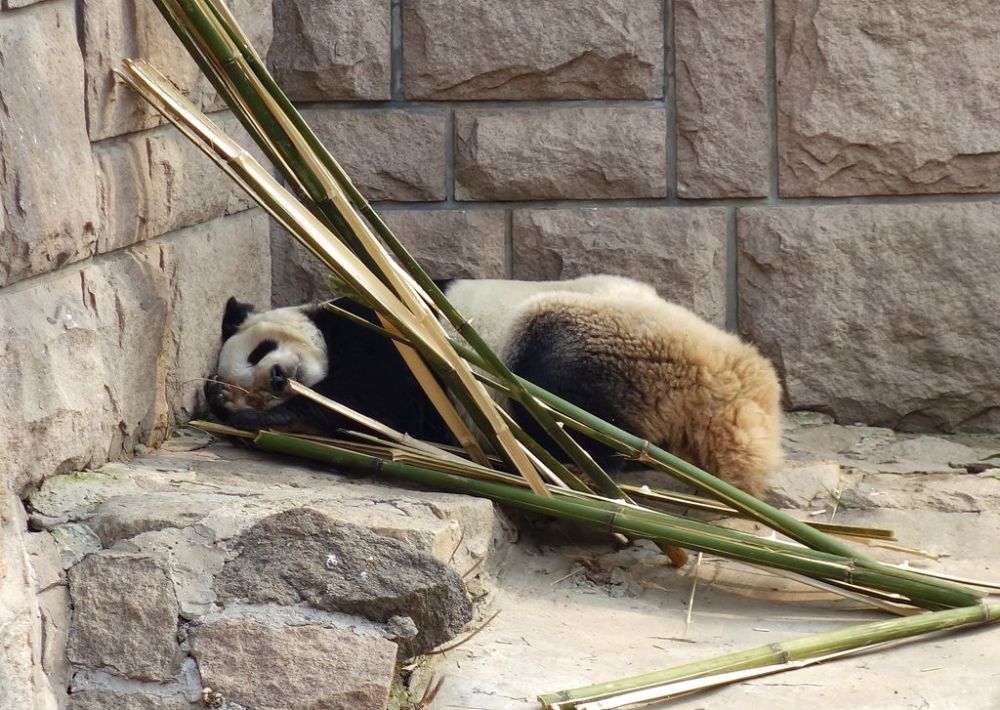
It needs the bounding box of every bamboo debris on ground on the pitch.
[538,601,1000,709]
[238,429,980,610]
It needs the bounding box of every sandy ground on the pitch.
[425,416,1000,710]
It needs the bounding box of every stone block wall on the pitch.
[0,2,271,707]
[271,0,1000,435]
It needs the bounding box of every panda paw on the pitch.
[204,377,235,420]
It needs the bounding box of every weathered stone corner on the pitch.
[215,507,474,657]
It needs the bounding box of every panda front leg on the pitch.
[224,399,318,433]
[203,374,321,434]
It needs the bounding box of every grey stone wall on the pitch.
[271,0,1000,436]
[0,1,271,706]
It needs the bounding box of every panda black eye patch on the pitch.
[247,339,279,366]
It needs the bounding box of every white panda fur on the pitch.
[207,275,783,495]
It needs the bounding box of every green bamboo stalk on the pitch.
[252,432,980,609]
[539,601,1000,709]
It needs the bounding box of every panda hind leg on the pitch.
[505,313,630,473]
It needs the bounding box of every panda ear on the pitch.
[222,297,255,341]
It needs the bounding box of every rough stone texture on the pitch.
[403,0,663,100]
[674,0,769,198]
[28,433,498,624]
[512,207,728,325]
[216,508,473,655]
[23,531,71,704]
[0,212,269,496]
[82,0,274,141]
[382,210,508,281]
[455,107,668,201]
[67,554,181,682]
[271,209,506,307]
[776,1,1000,197]
[191,619,397,710]
[0,245,169,496]
[0,500,59,710]
[93,116,262,254]
[67,691,196,710]
[0,1,99,288]
[738,203,1000,431]
[269,0,390,100]
[301,107,446,202]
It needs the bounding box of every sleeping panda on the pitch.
[205,275,783,495]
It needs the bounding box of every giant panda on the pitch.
[205,275,783,495]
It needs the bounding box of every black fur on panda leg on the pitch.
[505,310,631,473]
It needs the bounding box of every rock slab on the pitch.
[776,0,1000,196]
[513,207,728,325]
[456,107,668,201]
[738,202,1000,431]
[269,0,390,100]
[191,618,397,710]
[0,1,98,288]
[67,554,181,682]
[674,0,769,198]
[403,0,663,100]
[301,107,446,202]
[216,508,473,655]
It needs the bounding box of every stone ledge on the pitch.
[23,431,499,707]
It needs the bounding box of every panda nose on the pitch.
[269,364,288,393]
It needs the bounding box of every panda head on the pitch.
[213,297,329,410]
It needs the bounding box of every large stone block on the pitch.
[456,107,668,201]
[67,691,195,710]
[0,212,269,495]
[68,554,181,681]
[271,209,506,306]
[0,1,99,288]
[94,116,262,254]
[403,0,663,100]
[216,508,472,656]
[674,0,769,198]
[191,618,397,710]
[738,202,1000,431]
[512,207,728,325]
[776,1,1000,197]
[0,246,169,496]
[82,0,273,141]
[300,107,446,202]
[269,0,390,100]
